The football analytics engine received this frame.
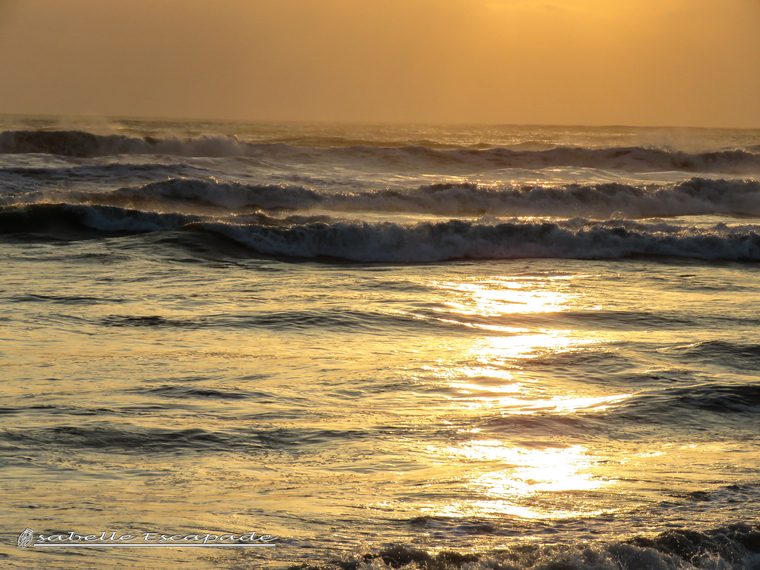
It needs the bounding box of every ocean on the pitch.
[0,116,759,570]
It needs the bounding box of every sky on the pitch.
[0,0,759,127]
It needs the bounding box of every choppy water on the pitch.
[1,116,759,570]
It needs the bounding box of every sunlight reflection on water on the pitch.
[404,273,635,521]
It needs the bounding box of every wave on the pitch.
[0,129,248,158]
[0,162,199,186]
[0,425,233,452]
[95,308,465,336]
[614,383,760,426]
[0,423,369,453]
[100,178,324,210]
[3,129,760,173]
[672,341,760,371]
[0,203,199,234]
[3,203,760,261]
[208,219,760,262]
[77,177,760,218]
[289,524,760,570]
[0,163,201,198]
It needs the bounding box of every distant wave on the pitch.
[83,177,760,218]
[0,129,248,158]
[2,129,760,173]
[3,203,759,261]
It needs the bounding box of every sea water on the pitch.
[0,117,759,569]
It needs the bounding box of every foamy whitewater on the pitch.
[1,117,759,570]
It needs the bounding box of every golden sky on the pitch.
[0,0,758,126]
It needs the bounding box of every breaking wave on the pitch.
[208,218,760,262]
[3,203,759,262]
[289,524,760,570]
